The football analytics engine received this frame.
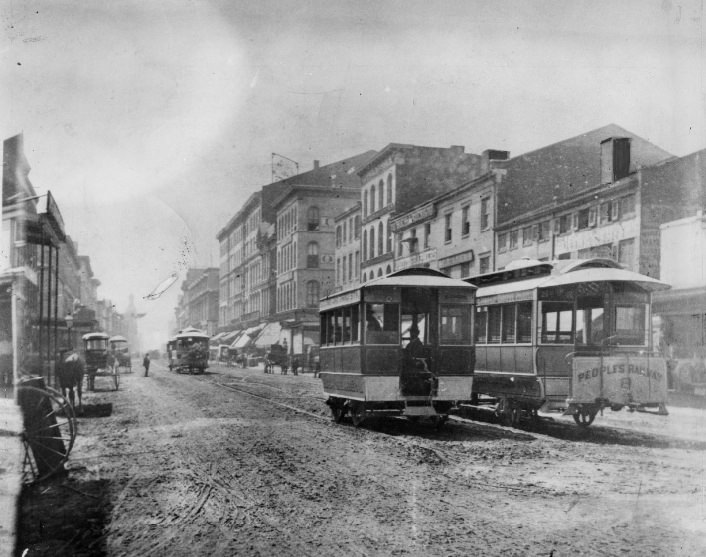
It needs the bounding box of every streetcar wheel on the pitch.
[330,404,346,423]
[573,409,597,427]
[18,385,77,484]
[350,403,366,427]
[431,415,448,429]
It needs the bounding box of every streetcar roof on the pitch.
[82,332,110,340]
[364,267,476,290]
[539,267,670,292]
[109,335,128,342]
[175,327,209,339]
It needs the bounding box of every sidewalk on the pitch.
[0,396,22,557]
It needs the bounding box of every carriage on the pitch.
[172,327,209,374]
[82,331,119,390]
[319,267,476,427]
[466,258,670,427]
[109,334,132,372]
[264,343,290,374]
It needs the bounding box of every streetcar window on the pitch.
[440,305,472,345]
[351,305,360,342]
[501,304,516,343]
[320,313,328,345]
[488,306,502,344]
[401,314,428,347]
[366,303,399,344]
[333,310,343,343]
[540,301,574,344]
[614,304,647,345]
[85,339,107,350]
[576,296,605,345]
[475,307,488,344]
[342,308,351,343]
[517,302,533,343]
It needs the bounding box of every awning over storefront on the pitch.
[252,322,282,348]
[231,325,264,349]
[216,330,241,345]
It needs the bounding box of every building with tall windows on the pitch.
[391,149,509,278]
[334,203,361,291]
[357,144,484,282]
[272,152,374,357]
[493,125,674,272]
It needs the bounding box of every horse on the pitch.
[57,350,85,414]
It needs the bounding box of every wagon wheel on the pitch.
[330,403,346,423]
[18,385,77,485]
[573,408,597,427]
[113,367,120,390]
[350,402,366,427]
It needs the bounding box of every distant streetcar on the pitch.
[172,327,210,374]
[466,258,670,427]
[319,267,476,427]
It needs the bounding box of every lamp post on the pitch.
[65,313,74,351]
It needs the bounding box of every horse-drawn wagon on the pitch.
[83,332,120,390]
[264,343,291,374]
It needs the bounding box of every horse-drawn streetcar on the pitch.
[466,258,670,427]
[319,267,476,427]
[172,327,210,374]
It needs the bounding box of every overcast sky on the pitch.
[2,0,704,350]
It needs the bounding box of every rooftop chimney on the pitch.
[481,149,510,174]
[601,137,631,184]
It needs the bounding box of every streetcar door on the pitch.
[399,287,435,397]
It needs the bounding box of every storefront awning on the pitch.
[231,325,265,349]
[253,322,282,348]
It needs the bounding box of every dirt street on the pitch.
[16,360,706,556]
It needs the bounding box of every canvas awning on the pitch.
[252,322,282,348]
[231,325,265,349]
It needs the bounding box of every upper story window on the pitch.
[378,179,384,209]
[461,205,470,236]
[424,223,431,249]
[336,225,342,247]
[378,222,384,255]
[522,225,535,246]
[370,185,376,214]
[498,232,508,252]
[307,242,319,268]
[445,213,452,243]
[307,206,320,231]
[480,197,490,230]
[369,226,376,259]
[386,224,393,253]
[363,193,368,217]
[306,280,320,307]
[386,174,393,205]
[354,215,361,239]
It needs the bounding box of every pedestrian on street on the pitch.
[143,353,150,377]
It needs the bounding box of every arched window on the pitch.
[370,184,376,213]
[377,221,383,255]
[386,174,393,205]
[363,229,368,260]
[354,215,361,238]
[307,242,319,268]
[378,179,384,209]
[363,191,368,217]
[386,265,392,274]
[369,226,375,259]
[377,268,383,277]
[336,225,342,247]
[362,272,367,283]
[306,281,320,307]
[307,206,320,231]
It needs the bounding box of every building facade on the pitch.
[273,153,374,356]
[357,144,484,281]
[391,149,509,279]
[494,125,674,272]
[334,203,361,291]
